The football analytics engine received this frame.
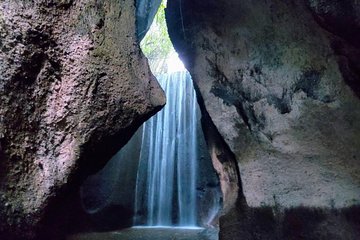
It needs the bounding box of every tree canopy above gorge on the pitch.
[140,0,175,74]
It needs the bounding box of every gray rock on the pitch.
[167,0,360,210]
[167,0,360,238]
[0,0,165,239]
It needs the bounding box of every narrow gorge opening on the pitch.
[77,1,222,238]
[2,0,360,240]
[133,1,222,229]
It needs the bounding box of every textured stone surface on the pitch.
[167,0,360,238]
[0,0,165,239]
[197,95,240,215]
[219,203,360,240]
[167,0,360,209]
[306,0,360,98]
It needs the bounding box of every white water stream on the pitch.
[134,71,198,227]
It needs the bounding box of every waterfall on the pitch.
[134,71,198,227]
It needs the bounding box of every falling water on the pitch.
[134,71,198,227]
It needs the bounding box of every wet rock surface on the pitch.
[67,227,219,240]
[0,0,165,239]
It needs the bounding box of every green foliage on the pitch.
[140,0,174,74]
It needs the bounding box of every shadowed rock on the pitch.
[0,1,165,239]
[166,0,360,238]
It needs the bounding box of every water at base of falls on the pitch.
[134,71,198,227]
[68,227,219,240]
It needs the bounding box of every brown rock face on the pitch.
[167,0,360,238]
[0,0,165,239]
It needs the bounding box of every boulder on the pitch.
[0,0,165,239]
[166,0,360,238]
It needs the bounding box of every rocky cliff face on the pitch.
[0,1,165,239]
[167,0,360,238]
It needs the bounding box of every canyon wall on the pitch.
[1,0,359,238]
[166,0,360,239]
[0,0,165,239]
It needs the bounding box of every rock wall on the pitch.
[166,0,360,239]
[0,1,165,239]
[79,127,143,230]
